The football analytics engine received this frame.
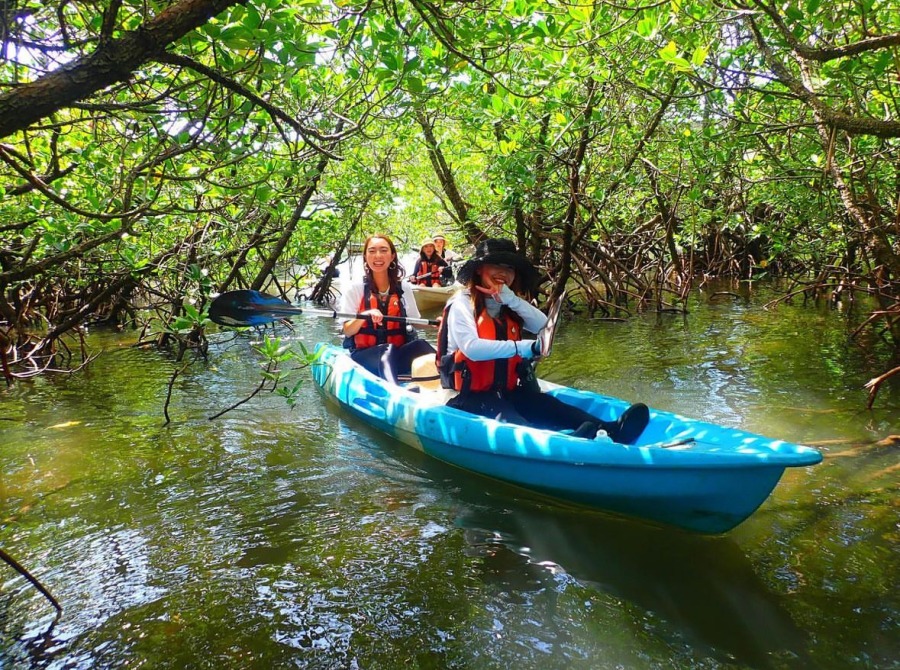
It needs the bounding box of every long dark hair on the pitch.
[362,234,405,291]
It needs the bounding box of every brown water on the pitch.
[1,283,897,669]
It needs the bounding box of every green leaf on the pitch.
[659,41,679,62]
[636,17,655,38]
[172,317,193,332]
[691,45,708,67]
[872,50,891,74]
[567,4,592,23]
[380,51,401,71]
[220,25,253,49]
[243,4,261,30]
[201,22,221,38]
[407,76,424,93]
[784,5,804,21]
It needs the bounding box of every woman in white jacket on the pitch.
[437,238,648,444]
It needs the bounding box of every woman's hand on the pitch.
[362,308,384,325]
[475,283,520,306]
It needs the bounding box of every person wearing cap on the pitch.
[410,238,449,287]
[341,234,435,378]
[435,238,648,444]
[432,233,460,284]
[432,233,462,263]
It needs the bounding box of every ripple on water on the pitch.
[1,294,898,669]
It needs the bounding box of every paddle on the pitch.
[413,266,451,282]
[0,547,62,617]
[535,290,566,361]
[209,290,441,328]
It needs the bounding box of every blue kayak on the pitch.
[311,343,823,534]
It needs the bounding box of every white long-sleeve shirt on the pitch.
[444,290,546,361]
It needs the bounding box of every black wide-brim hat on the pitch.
[456,238,541,291]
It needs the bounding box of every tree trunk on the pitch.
[415,109,483,243]
[250,154,331,292]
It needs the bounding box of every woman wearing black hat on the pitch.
[435,238,648,444]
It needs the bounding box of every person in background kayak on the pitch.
[432,233,461,262]
[341,234,435,378]
[436,238,649,444]
[432,232,460,284]
[409,238,449,287]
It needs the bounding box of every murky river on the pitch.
[1,282,897,669]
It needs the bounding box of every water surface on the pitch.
[1,283,897,669]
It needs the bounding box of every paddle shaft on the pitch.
[533,290,566,362]
[208,290,440,327]
[304,306,438,326]
[414,269,450,281]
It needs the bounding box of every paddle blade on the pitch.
[536,290,566,359]
[208,290,302,327]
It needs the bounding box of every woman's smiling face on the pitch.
[476,262,516,292]
[365,237,395,273]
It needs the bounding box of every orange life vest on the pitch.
[414,259,445,286]
[436,303,524,393]
[352,283,409,350]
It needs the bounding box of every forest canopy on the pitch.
[0,0,897,386]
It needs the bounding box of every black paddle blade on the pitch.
[208,290,302,327]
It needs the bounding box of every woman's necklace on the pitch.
[370,276,391,299]
[374,285,390,299]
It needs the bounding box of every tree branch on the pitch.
[865,365,900,409]
[153,52,342,160]
[0,0,246,139]
[749,0,900,63]
[745,16,900,139]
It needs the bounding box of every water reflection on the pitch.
[374,435,814,669]
[457,505,811,669]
